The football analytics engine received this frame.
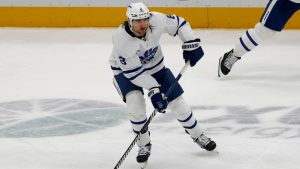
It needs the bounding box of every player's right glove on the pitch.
[182,38,204,67]
[148,87,168,113]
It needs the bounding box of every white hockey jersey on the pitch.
[109,12,196,90]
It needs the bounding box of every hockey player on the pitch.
[109,2,216,166]
[218,0,300,77]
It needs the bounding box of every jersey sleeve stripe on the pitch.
[176,15,180,28]
[174,20,187,36]
[179,20,187,29]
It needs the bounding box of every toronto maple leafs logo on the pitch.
[139,46,158,64]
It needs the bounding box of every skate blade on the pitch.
[217,57,222,77]
[139,161,148,169]
[213,149,220,154]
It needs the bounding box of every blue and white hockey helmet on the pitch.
[126,2,150,21]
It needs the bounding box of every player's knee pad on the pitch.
[250,23,277,44]
[126,90,146,120]
[126,91,148,138]
[168,95,191,119]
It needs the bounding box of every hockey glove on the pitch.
[148,87,168,113]
[182,38,204,67]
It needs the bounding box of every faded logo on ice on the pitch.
[1,100,299,139]
[154,105,300,139]
[0,99,127,138]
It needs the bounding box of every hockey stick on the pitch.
[113,61,190,169]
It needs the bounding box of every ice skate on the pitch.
[136,143,151,164]
[194,133,216,151]
[218,49,241,77]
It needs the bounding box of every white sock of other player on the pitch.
[233,23,277,57]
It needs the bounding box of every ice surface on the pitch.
[0,28,299,169]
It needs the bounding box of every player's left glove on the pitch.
[182,38,204,67]
[148,87,168,113]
